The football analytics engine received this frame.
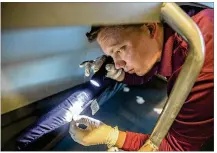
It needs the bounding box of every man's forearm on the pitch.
[115,131,150,151]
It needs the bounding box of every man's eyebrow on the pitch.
[110,42,119,48]
[107,42,119,54]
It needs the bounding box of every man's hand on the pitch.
[79,55,125,81]
[69,115,119,147]
[105,64,125,82]
[79,55,107,77]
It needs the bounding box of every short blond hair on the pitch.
[86,24,144,43]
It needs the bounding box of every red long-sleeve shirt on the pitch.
[121,8,214,151]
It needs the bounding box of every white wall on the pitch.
[1,26,103,114]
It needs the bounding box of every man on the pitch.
[69,5,213,151]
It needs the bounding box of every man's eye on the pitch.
[117,50,121,54]
[117,45,126,54]
[120,45,126,51]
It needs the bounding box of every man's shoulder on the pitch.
[192,9,214,28]
[198,9,213,19]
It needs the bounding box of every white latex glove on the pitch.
[105,64,125,82]
[69,115,119,148]
[79,55,107,77]
[79,55,125,81]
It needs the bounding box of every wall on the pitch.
[1,2,213,114]
[1,26,103,114]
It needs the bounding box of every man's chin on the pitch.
[128,71,134,74]
[135,71,144,76]
[127,69,145,76]
[135,68,150,76]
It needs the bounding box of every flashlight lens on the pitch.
[90,80,100,87]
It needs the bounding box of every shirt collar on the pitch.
[158,24,175,77]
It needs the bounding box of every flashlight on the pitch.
[90,80,100,87]
[17,74,116,150]
[90,56,114,87]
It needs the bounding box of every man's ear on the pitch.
[143,23,158,39]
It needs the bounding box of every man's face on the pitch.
[97,26,161,76]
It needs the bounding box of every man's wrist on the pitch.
[106,126,119,148]
[115,130,127,148]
